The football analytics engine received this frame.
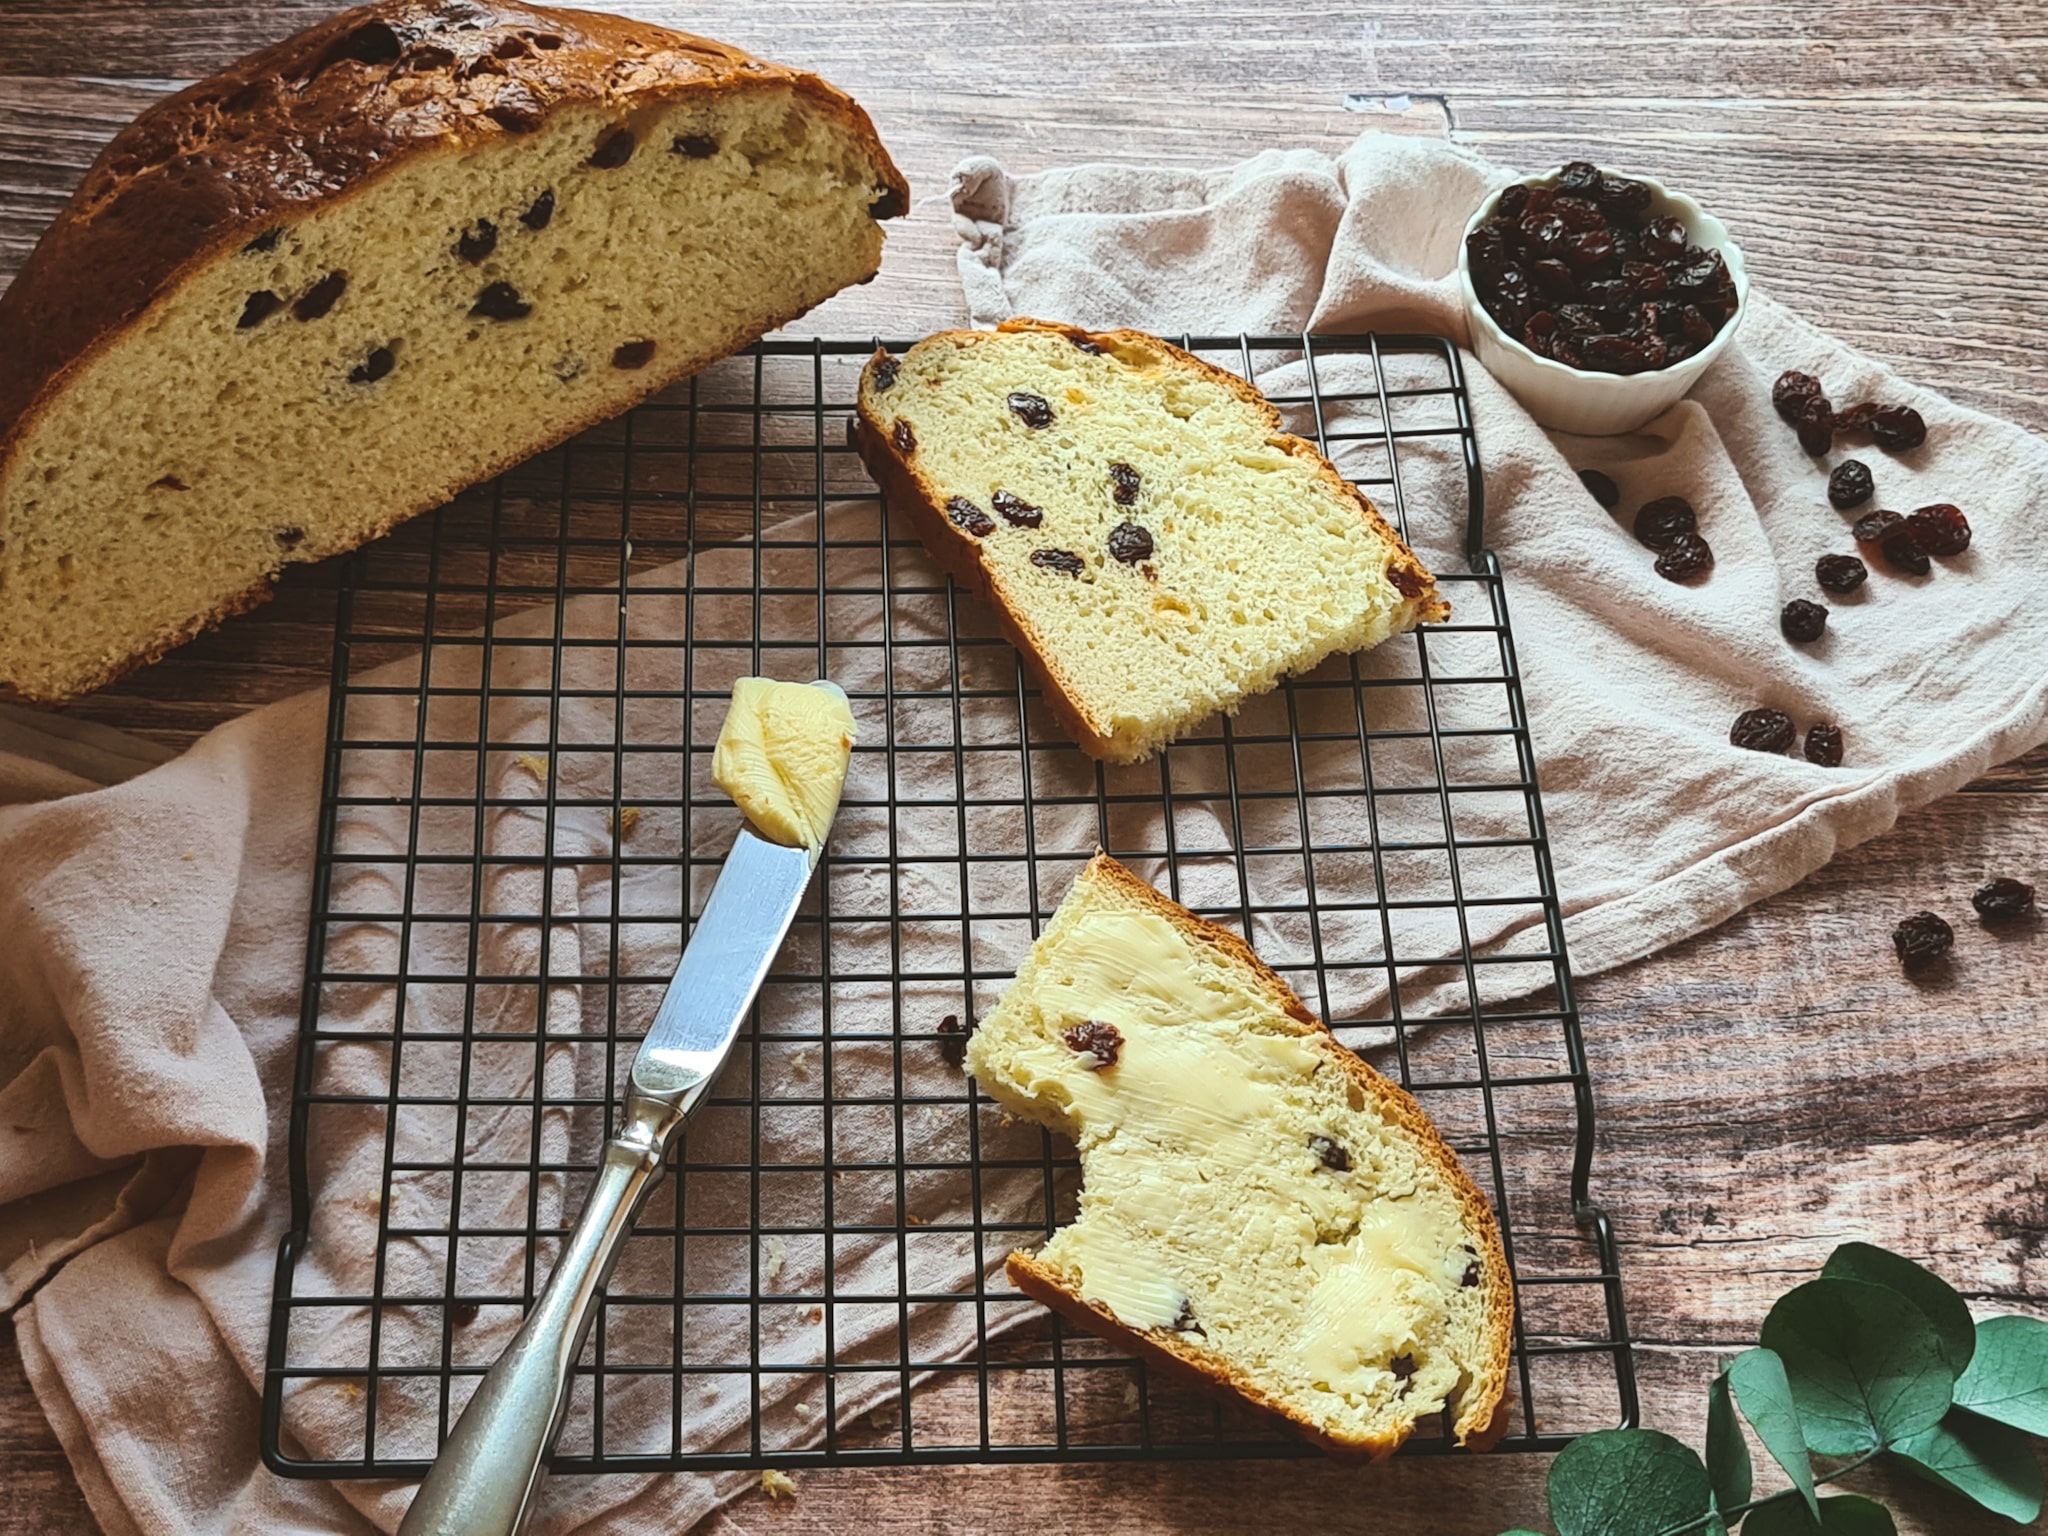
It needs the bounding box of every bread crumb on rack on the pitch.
[762,1235,787,1282]
[760,1469,798,1501]
[515,752,550,785]
[608,805,640,837]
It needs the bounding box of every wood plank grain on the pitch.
[3,1,2047,1531]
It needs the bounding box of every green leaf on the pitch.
[1729,1348,1818,1519]
[1548,1428,1714,1536]
[1893,1407,2045,1523]
[1707,1367,1754,1511]
[1952,1315,2048,1435]
[1821,1242,1975,1375]
[1741,1494,1897,1535]
[1758,1278,1957,1455]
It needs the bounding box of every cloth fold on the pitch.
[951,132,2048,981]
[5,128,2046,1536]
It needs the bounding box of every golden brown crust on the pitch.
[852,321,1450,758]
[1003,852,1515,1456]
[0,0,906,459]
[0,0,907,705]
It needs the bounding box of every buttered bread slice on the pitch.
[855,320,1448,763]
[967,855,1512,1455]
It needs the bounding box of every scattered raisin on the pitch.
[148,475,189,492]
[1309,1135,1351,1171]
[1461,1258,1482,1287]
[891,419,916,455]
[486,92,545,133]
[674,133,718,159]
[450,1301,480,1327]
[1827,459,1874,511]
[1907,503,1970,557]
[1972,878,2037,923]
[610,339,656,370]
[1062,1020,1122,1068]
[946,496,996,537]
[1852,509,1904,546]
[871,353,900,392]
[469,281,531,321]
[519,188,555,230]
[238,290,283,328]
[347,345,396,384]
[1730,707,1796,754]
[991,489,1042,528]
[1172,1298,1204,1334]
[1772,370,1823,423]
[588,126,636,167]
[1578,469,1620,509]
[1070,334,1104,354]
[456,218,497,264]
[1795,393,1835,456]
[243,227,282,254]
[1804,723,1844,766]
[274,524,305,546]
[1654,532,1714,582]
[1872,405,1927,453]
[1109,461,1142,505]
[1390,1353,1418,1383]
[1633,495,1696,550]
[1832,401,1880,439]
[1879,528,1931,576]
[1815,554,1867,594]
[1892,911,1954,971]
[293,271,347,321]
[937,1013,967,1068]
[1780,599,1828,643]
[1107,521,1154,565]
[1007,391,1054,428]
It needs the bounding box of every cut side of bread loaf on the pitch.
[967,854,1513,1456]
[0,0,906,703]
[855,320,1448,763]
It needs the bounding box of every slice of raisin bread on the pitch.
[854,320,1448,762]
[0,1,907,704]
[967,854,1513,1456]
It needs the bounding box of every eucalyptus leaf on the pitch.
[1893,1407,2045,1523]
[1952,1315,2048,1436]
[1758,1278,1956,1454]
[1728,1348,1818,1519]
[1821,1242,1975,1374]
[1740,1494,1897,1535]
[1548,1429,1714,1536]
[1706,1367,1753,1511]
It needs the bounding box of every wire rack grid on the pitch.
[262,332,1637,1478]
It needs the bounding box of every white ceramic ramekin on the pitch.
[1457,170,1750,437]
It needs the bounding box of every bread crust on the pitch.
[1001,852,1515,1457]
[0,0,908,703]
[855,320,1449,760]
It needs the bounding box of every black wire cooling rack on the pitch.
[262,333,1637,1478]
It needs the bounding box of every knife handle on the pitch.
[397,1086,688,1536]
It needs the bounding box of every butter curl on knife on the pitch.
[711,677,856,854]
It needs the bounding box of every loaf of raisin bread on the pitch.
[854,321,1447,762]
[967,854,1513,1456]
[0,0,907,703]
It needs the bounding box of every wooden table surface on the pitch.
[4,3,2046,1532]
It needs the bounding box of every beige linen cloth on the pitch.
[4,127,2047,1534]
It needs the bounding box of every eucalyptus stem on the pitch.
[1649,1449,1884,1536]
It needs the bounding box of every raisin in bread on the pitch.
[854,320,1448,762]
[967,854,1513,1456]
[0,0,907,703]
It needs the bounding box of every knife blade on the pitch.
[396,827,819,1536]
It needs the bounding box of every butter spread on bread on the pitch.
[967,853,1513,1455]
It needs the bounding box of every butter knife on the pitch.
[397,827,820,1536]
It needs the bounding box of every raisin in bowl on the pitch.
[1457,163,1750,436]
